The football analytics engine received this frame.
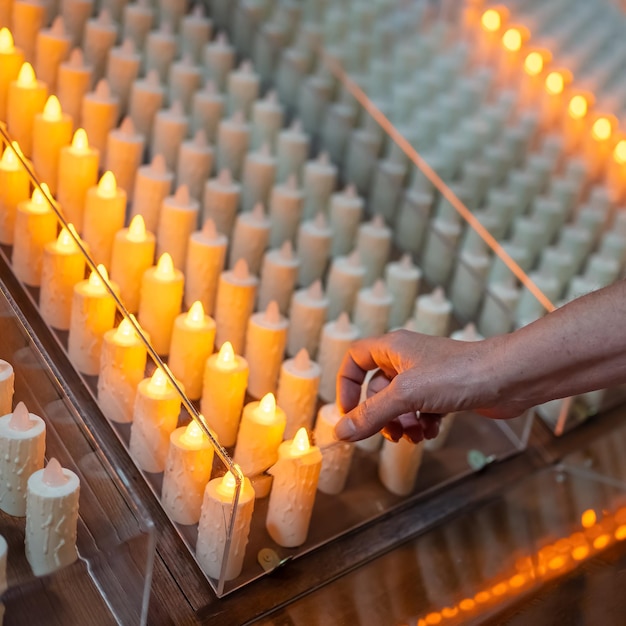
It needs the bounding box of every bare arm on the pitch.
[334,279,626,442]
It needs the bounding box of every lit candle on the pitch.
[56,48,92,130]
[150,100,189,172]
[25,458,79,576]
[105,39,141,117]
[354,280,393,338]
[60,0,93,48]
[176,130,214,202]
[234,392,286,477]
[156,184,199,270]
[82,170,127,267]
[541,69,572,130]
[379,437,424,496]
[414,287,453,336]
[202,168,241,239]
[258,241,300,315]
[128,70,165,140]
[138,253,184,355]
[10,0,45,65]
[329,184,364,258]
[314,403,355,495]
[214,259,258,354]
[68,265,119,375]
[0,142,30,245]
[0,28,24,122]
[277,349,321,438]
[0,402,46,516]
[296,212,333,287]
[129,368,182,472]
[318,312,359,403]
[196,468,255,580]
[0,360,14,415]
[216,111,250,180]
[191,80,225,142]
[161,420,215,525]
[168,301,216,401]
[168,56,203,113]
[105,116,145,202]
[287,280,328,359]
[144,21,177,83]
[241,144,277,214]
[268,175,304,248]
[7,62,48,157]
[39,226,86,330]
[251,90,284,151]
[121,0,154,54]
[276,119,310,183]
[81,79,120,163]
[266,428,322,547]
[203,31,235,92]
[12,184,57,286]
[326,251,366,322]
[586,114,617,181]
[302,152,338,220]
[563,91,593,154]
[228,202,271,276]
[34,16,71,93]
[32,95,73,195]
[180,5,212,64]
[130,153,174,234]
[98,316,148,424]
[244,301,288,399]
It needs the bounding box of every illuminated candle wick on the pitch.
[154,253,176,280]
[97,171,117,199]
[614,140,626,165]
[216,470,237,498]
[56,227,78,252]
[290,427,311,456]
[30,184,51,212]
[256,393,276,423]
[71,128,90,154]
[16,62,37,88]
[147,368,170,395]
[127,215,147,242]
[114,317,137,344]
[1,144,19,170]
[42,95,63,122]
[179,419,205,447]
[0,27,14,53]
[216,341,238,370]
[185,301,205,328]
[87,264,109,293]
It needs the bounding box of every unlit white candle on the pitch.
[287,280,328,359]
[202,169,241,239]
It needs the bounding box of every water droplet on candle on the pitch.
[9,402,32,432]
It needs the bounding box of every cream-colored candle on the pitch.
[314,403,355,495]
[214,259,258,354]
[276,46,308,111]
[129,368,182,472]
[379,437,424,496]
[233,393,286,477]
[258,241,300,315]
[34,17,70,94]
[344,129,378,195]
[329,185,364,258]
[354,280,393,338]
[150,100,189,172]
[128,70,165,139]
[168,301,216,401]
[244,301,288,399]
[10,0,44,65]
[105,116,145,202]
[421,216,462,287]
[81,79,119,163]
[251,91,284,151]
[25,458,79,576]
[0,28,24,122]
[202,169,241,238]
[7,62,47,157]
[83,10,117,84]
[277,349,321,438]
[287,280,328,359]
[394,188,434,256]
[180,5,212,63]
[12,184,57,286]
[203,31,235,92]
[168,56,203,114]
[201,341,248,447]
[97,316,148,424]
[449,245,491,321]
[56,48,92,129]
[296,212,332,287]
[191,80,224,142]
[298,72,332,137]
[122,0,153,55]
[326,251,366,321]
[106,39,141,117]
[276,120,310,183]
[138,253,184,355]
[161,420,214,525]
[266,428,322,547]
[228,202,270,275]
[0,142,30,245]
[109,216,155,313]
[196,469,255,580]
[156,185,199,270]
[184,219,227,313]
[318,312,359,403]
[145,22,177,83]
[226,60,260,118]
[0,360,14,416]
[216,111,250,180]
[68,265,119,376]
[356,215,392,286]
[83,170,127,267]
[0,402,45,516]
[130,153,173,233]
[241,144,277,214]
[268,175,304,248]
[414,287,453,336]
[176,130,214,202]
[39,226,86,330]
[302,152,338,220]
[371,159,406,220]
[56,128,99,233]
[60,0,93,47]
[385,254,421,329]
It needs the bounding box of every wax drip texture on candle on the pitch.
[17,63,37,88]
[50,16,65,35]
[0,28,14,53]
[155,253,176,280]
[307,280,324,300]
[293,348,311,372]
[42,458,69,487]
[264,301,281,324]
[279,240,293,259]
[42,96,63,122]
[232,258,249,280]
[119,116,136,135]
[98,171,117,198]
[290,427,311,456]
[174,184,190,205]
[201,218,218,239]
[127,215,147,242]
[9,402,32,432]
[186,301,206,328]
[151,153,167,174]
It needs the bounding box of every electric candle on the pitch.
[56,49,92,129]
[253,19,287,86]
[105,40,141,121]
[276,120,310,183]
[277,349,321,439]
[385,255,421,330]
[98,316,148,424]
[318,312,359,403]
[542,69,572,130]
[176,130,214,202]
[258,241,300,315]
[0,142,30,245]
[449,243,491,321]
[161,420,214,525]
[12,184,57,286]
[415,287,453,337]
[82,170,127,267]
[488,241,530,285]
[196,469,255,580]
[0,402,45,516]
[166,57,202,115]
[145,22,177,83]
[105,116,144,203]
[226,60,260,118]
[354,280,393,338]
[128,70,165,140]
[129,368,182,472]
[296,212,332,287]
[298,72,332,137]
[214,259,258,354]
[394,188,435,256]
[130,153,174,233]
[326,251,366,322]
[7,62,47,157]
[228,202,270,275]
[478,277,520,338]
[138,253,184,355]
[329,185,364,258]
[287,280,328,358]
[10,0,44,65]
[538,246,575,294]
[586,114,617,181]
[168,301,216,401]
[356,215,392,286]
[150,100,189,172]
[180,5,212,63]
[345,129,379,195]
[368,159,406,224]
[34,16,70,93]
[314,403,354,495]
[191,80,225,142]
[379,436,424,496]
[156,185,199,270]
[61,0,93,47]
[276,46,308,110]
[557,224,594,275]
[25,458,79,576]
[216,111,250,180]
[202,169,241,238]
[122,0,153,52]
[251,91,284,151]
[233,393,287,477]
[203,32,235,92]
[39,226,86,330]
[0,360,14,416]
[241,144,277,214]
[0,28,24,122]
[266,428,322,547]
[421,217,462,287]
[302,152,338,220]
[81,79,120,163]
[268,178,305,252]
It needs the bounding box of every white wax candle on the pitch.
[105,116,145,202]
[56,48,92,130]
[0,28,25,122]
[314,403,354,495]
[478,278,520,337]
[226,60,260,118]
[201,341,248,447]
[83,10,117,86]
[251,91,284,151]
[97,317,148,424]
[40,227,86,330]
[385,254,421,329]
[138,253,184,355]
[228,202,270,276]
[196,470,255,580]
[203,32,235,92]
[320,102,355,166]
[421,217,462,287]
[168,301,216,400]
[10,0,44,65]
[161,420,214,525]
[0,402,45,516]
[287,280,328,359]
[531,196,568,247]
[232,0,263,60]
[0,360,14,416]
[277,349,320,439]
[344,129,379,196]
[191,80,224,142]
[128,70,165,140]
[0,142,30,246]
[318,312,359,403]
[81,79,119,163]
[145,23,177,83]
[25,458,79,576]
[368,159,406,224]
[129,368,182,472]
[180,5,212,63]
[268,175,304,248]
[538,246,575,294]
[176,130,214,202]
[258,241,300,315]
[233,393,287,476]
[449,246,491,321]
[276,120,310,183]
[356,215,392,287]
[202,169,241,238]
[34,16,71,93]
[12,186,58,286]
[106,39,141,121]
[214,259,258,354]
[266,428,322,547]
[488,241,531,285]
[122,0,154,51]
[354,280,392,338]
[414,287,452,336]
[298,73,332,137]
[329,185,364,258]
[302,152,337,220]
[276,47,308,110]
[60,0,93,48]
[253,20,287,86]
[326,251,366,322]
[241,144,277,214]
[168,57,203,114]
[130,153,174,234]
[585,253,620,286]
[557,224,594,275]
[150,100,189,172]
[394,189,434,256]
[216,111,250,180]
[296,212,332,288]
[379,438,424,496]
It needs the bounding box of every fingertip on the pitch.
[334,416,357,441]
